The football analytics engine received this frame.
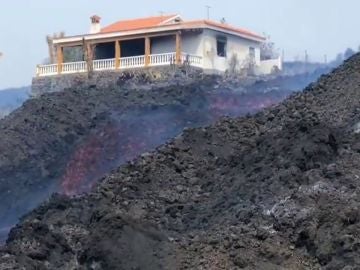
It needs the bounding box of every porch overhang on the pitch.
[53,21,265,47]
[53,30,181,47]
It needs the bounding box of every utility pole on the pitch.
[304,50,309,64]
[205,5,211,20]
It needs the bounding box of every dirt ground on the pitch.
[0,59,356,269]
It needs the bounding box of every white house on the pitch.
[36,14,282,77]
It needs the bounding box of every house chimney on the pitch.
[90,15,101,34]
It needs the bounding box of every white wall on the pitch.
[257,57,283,75]
[181,32,203,55]
[151,36,176,54]
[150,30,281,75]
[151,32,203,55]
[200,29,262,73]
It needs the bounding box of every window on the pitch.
[217,38,227,57]
[249,47,255,59]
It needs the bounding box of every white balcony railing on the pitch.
[93,59,116,71]
[36,64,58,76]
[149,53,176,66]
[36,52,203,77]
[120,55,145,69]
[181,53,203,68]
[62,61,87,74]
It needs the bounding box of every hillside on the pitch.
[0,54,359,269]
[0,86,30,117]
[0,72,313,246]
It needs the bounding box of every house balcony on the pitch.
[36,52,203,77]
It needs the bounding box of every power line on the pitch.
[205,5,211,20]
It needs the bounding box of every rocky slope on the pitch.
[0,72,311,245]
[0,62,350,269]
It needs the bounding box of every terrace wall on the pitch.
[31,67,203,97]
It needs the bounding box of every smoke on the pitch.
[0,71,325,244]
[208,91,286,117]
[0,180,59,245]
[61,105,206,196]
[60,90,289,196]
[61,124,121,196]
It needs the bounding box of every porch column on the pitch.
[115,40,121,69]
[85,43,94,72]
[145,37,151,67]
[175,31,182,65]
[57,46,63,74]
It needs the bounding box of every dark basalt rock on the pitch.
[0,56,354,269]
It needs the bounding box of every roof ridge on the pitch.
[196,19,264,40]
[101,14,179,33]
[113,14,177,22]
[99,15,264,41]
[158,14,182,25]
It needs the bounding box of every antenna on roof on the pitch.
[205,5,211,20]
[159,11,165,16]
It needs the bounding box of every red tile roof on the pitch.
[100,14,265,41]
[202,20,265,40]
[101,15,177,33]
[176,20,265,40]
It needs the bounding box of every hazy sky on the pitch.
[0,0,359,89]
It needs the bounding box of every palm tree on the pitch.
[46,35,55,64]
[46,32,65,64]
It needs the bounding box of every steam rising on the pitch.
[0,70,328,244]
[60,90,289,196]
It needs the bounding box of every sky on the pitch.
[0,0,359,89]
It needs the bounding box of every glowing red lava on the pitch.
[60,91,289,196]
[61,124,120,196]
